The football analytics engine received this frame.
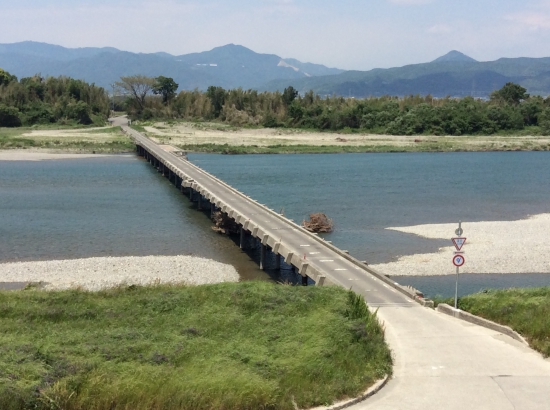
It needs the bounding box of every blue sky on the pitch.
[3,0,550,70]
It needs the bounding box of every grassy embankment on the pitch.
[0,125,134,153]
[435,287,550,357]
[0,282,392,410]
[131,122,550,154]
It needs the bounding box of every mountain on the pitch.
[263,54,550,98]
[0,41,120,61]
[3,42,550,98]
[0,41,344,91]
[432,50,477,63]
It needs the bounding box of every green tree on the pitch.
[115,75,156,111]
[491,82,529,105]
[282,86,298,106]
[66,101,92,124]
[0,104,21,127]
[153,76,179,104]
[0,68,17,86]
[206,86,226,118]
[539,108,550,135]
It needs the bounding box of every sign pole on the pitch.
[454,265,459,309]
[453,221,464,310]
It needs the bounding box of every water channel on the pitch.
[1,151,550,297]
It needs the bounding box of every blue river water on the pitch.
[1,151,549,297]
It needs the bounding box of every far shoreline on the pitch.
[0,150,134,161]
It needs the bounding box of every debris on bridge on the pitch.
[302,213,333,233]
[211,211,240,235]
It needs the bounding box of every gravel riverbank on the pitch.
[370,213,550,276]
[0,151,113,161]
[0,255,239,291]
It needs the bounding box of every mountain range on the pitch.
[0,41,343,91]
[1,42,550,98]
[264,50,550,98]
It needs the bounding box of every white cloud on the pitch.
[505,12,550,30]
[387,0,435,4]
[427,24,453,34]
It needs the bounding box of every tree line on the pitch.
[0,68,110,127]
[3,67,550,136]
[120,76,550,136]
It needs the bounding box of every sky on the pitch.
[2,0,550,70]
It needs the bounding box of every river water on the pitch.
[1,152,550,297]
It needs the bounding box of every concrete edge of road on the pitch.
[436,303,529,345]
[125,127,432,306]
[303,374,390,410]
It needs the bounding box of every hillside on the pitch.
[0,42,344,91]
[263,54,550,98]
[2,42,550,98]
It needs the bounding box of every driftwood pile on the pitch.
[302,213,333,233]
[211,211,240,235]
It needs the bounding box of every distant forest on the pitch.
[0,68,109,127]
[120,75,550,136]
[2,68,550,136]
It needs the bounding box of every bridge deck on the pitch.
[123,125,420,308]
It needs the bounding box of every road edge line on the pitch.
[436,303,529,346]
[302,374,390,410]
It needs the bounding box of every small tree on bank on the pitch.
[153,76,179,104]
[116,75,156,111]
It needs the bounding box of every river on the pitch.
[2,151,549,296]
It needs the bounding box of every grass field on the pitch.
[131,121,550,154]
[0,282,392,410]
[435,287,550,357]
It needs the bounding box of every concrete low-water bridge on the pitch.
[120,120,550,410]
[123,125,424,306]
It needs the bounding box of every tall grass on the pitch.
[0,282,392,410]
[434,287,550,357]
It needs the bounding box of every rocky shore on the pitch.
[370,213,550,276]
[0,255,239,291]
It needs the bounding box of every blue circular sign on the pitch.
[453,254,465,267]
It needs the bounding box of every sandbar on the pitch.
[0,150,114,161]
[370,214,550,276]
[0,255,240,291]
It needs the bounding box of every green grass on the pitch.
[175,142,549,155]
[0,282,392,410]
[175,143,419,154]
[0,126,135,152]
[434,287,550,357]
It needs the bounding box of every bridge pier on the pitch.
[302,275,308,286]
[275,254,281,270]
[197,195,202,210]
[260,243,267,270]
[239,227,246,249]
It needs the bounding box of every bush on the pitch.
[0,104,22,127]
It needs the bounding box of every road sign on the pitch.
[453,254,465,267]
[455,221,463,236]
[452,237,467,251]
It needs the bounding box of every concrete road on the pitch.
[121,120,550,409]
[358,306,550,410]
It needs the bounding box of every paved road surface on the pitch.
[116,117,550,410]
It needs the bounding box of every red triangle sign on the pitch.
[452,237,467,251]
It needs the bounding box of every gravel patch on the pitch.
[370,213,550,276]
[0,255,239,291]
[0,151,113,161]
